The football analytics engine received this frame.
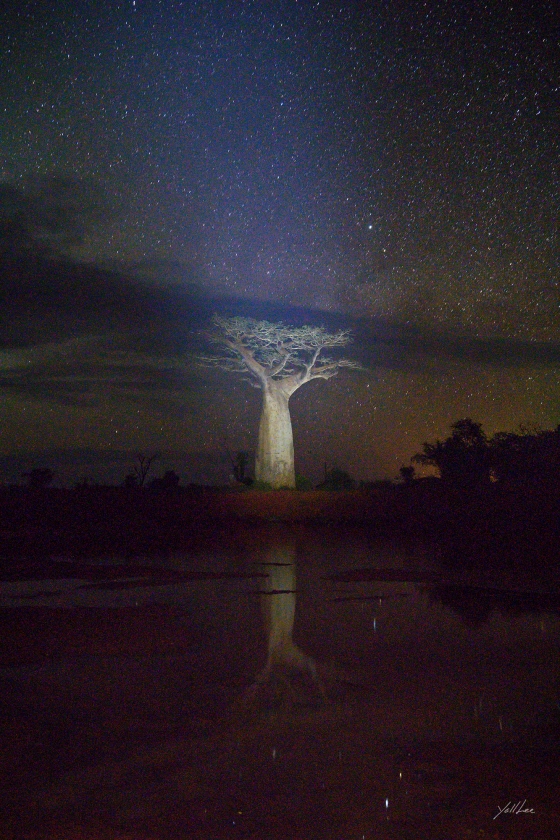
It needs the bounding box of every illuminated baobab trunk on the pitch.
[256,383,295,488]
[199,316,361,489]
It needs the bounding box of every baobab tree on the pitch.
[200,316,361,488]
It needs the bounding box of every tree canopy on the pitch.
[412,419,560,490]
[198,315,362,487]
[412,418,491,487]
[199,316,361,394]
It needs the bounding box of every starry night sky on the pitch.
[1,0,559,485]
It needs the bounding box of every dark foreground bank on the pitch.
[1,483,559,573]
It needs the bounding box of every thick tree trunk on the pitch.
[255,382,295,488]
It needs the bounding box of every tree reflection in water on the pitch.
[240,537,326,713]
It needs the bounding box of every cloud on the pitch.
[0,175,113,253]
[1,175,558,418]
[0,333,204,407]
[0,181,207,407]
[1,176,207,338]
[353,320,560,371]
[0,259,205,348]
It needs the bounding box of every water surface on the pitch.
[1,525,559,839]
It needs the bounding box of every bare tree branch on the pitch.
[198,316,361,392]
[133,452,159,486]
[196,315,363,488]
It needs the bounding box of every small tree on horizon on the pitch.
[399,465,416,485]
[148,469,181,490]
[199,316,361,488]
[133,452,159,487]
[22,467,55,489]
[316,466,356,491]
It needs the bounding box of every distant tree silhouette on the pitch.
[360,478,394,490]
[148,470,181,490]
[74,475,95,490]
[223,441,253,485]
[316,467,356,491]
[414,421,560,490]
[413,418,492,488]
[399,465,416,485]
[490,425,560,488]
[22,467,54,489]
[233,451,251,484]
[490,429,536,487]
[131,453,158,486]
